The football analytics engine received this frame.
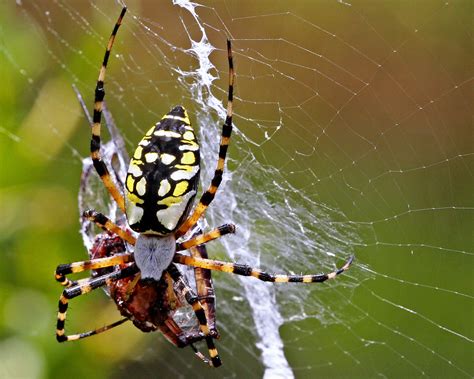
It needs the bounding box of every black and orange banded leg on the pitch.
[176,224,235,251]
[167,264,222,367]
[190,243,218,334]
[56,264,138,342]
[177,39,235,238]
[90,7,127,213]
[55,253,134,286]
[83,209,136,245]
[173,254,354,283]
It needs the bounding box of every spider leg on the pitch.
[176,224,235,251]
[83,209,136,245]
[90,7,127,213]
[73,85,129,164]
[190,243,218,334]
[55,253,134,286]
[56,264,138,342]
[167,264,222,367]
[173,253,354,283]
[58,318,129,342]
[176,40,235,238]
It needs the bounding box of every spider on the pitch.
[55,7,354,368]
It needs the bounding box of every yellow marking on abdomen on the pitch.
[158,196,182,207]
[181,152,196,165]
[133,146,143,160]
[127,192,144,205]
[145,125,155,136]
[173,181,188,196]
[126,175,134,192]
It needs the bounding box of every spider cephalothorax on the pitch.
[54,6,353,368]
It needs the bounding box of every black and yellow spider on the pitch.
[55,7,353,368]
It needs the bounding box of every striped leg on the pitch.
[55,253,134,286]
[190,243,218,333]
[56,264,139,342]
[167,264,222,367]
[90,7,127,213]
[83,209,136,245]
[57,318,129,342]
[173,254,354,283]
[176,40,235,238]
[73,84,129,163]
[176,224,235,251]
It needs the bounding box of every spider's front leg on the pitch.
[89,7,127,213]
[176,39,235,238]
[56,264,138,342]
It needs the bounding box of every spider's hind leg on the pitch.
[167,264,222,367]
[56,264,138,342]
[189,243,219,335]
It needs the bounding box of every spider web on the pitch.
[1,1,472,378]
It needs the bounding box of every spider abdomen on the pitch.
[125,106,200,235]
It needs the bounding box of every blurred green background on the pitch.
[0,1,472,378]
